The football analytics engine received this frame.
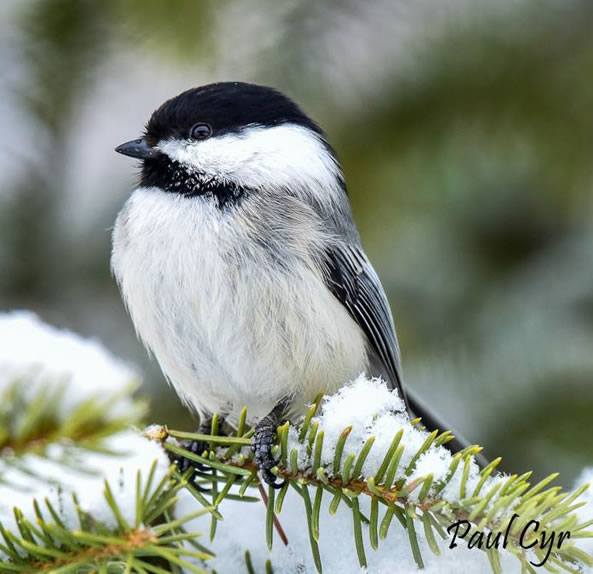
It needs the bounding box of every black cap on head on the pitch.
[144,82,323,143]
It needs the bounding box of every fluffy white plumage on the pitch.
[112,125,368,424]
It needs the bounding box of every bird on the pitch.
[112,81,479,486]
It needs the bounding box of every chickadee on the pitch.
[112,82,477,485]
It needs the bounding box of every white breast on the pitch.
[111,187,368,424]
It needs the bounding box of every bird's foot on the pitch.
[173,418,225,477]
[176,437,210,475]
[253,410,286,489]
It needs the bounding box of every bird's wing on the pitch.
[321,243,489,465]
[321,243,408,409]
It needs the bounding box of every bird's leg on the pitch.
[253,400,288,489]
[175,416,226,476]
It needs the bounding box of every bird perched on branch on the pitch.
[112,82,480,486]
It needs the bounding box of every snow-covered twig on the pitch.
[152,377,593,574]
[0,312,221,572]
[0,312,145,465]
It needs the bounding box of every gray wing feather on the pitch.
[321,242,487,465]
[321,243,408,409]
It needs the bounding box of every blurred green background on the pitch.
[1,0,592,485]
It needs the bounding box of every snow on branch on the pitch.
[0,311,145,460]
[0,453,214,573]
[0,311,137,406]
[154,376,593,573]
[0,312,205,572]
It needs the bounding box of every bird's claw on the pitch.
[171,418,226,490]
[176,438,210,475]
[253,421,285,489]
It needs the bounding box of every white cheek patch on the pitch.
[157,124,342,194]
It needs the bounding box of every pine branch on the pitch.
[0,314,216,573]
[0,378,146,482]
[149,392,593,574]
[0,378,212,573]
[0,377,146,454]
[0,461,214,573]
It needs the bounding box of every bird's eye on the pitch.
[190,123,213,140]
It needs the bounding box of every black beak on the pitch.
[115,138,158,160]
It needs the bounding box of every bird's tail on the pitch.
[406,389,490,468]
